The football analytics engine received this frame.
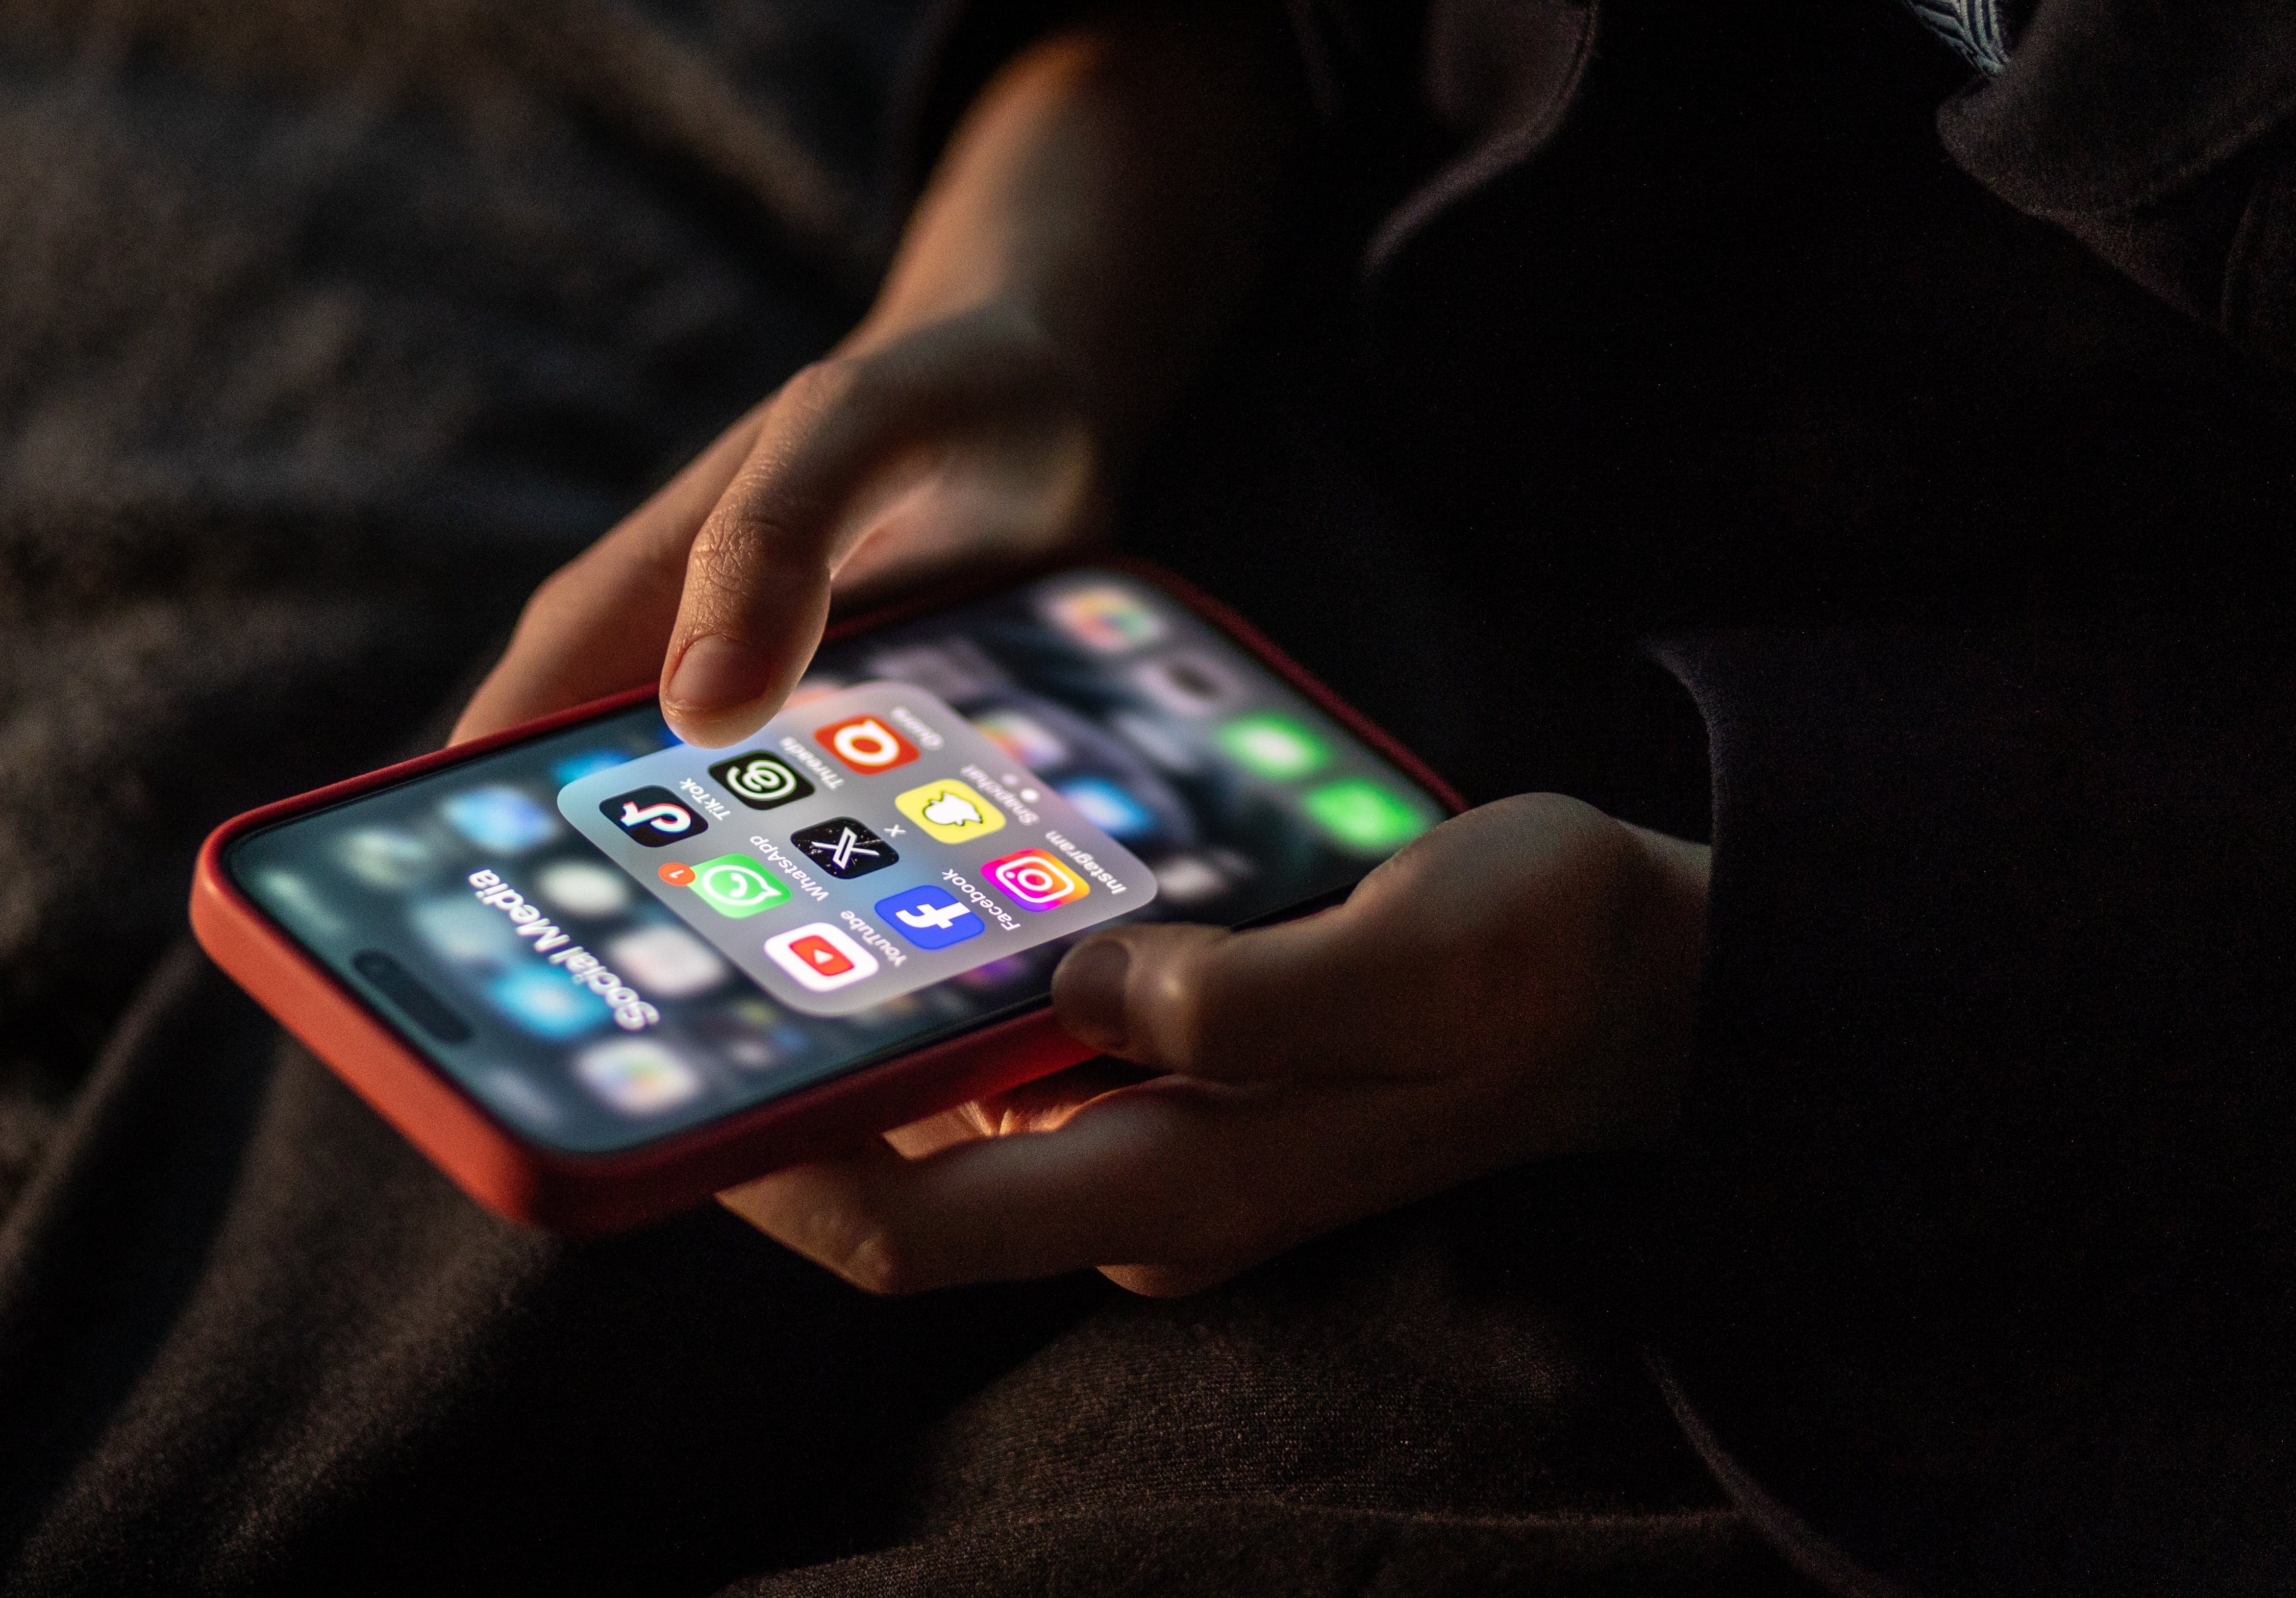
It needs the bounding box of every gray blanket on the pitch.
[0,0,903,1211]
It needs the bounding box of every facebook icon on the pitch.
[873,883,985,951]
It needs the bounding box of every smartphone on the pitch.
[191,564,1462,1232]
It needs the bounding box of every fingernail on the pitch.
[664,634,765,716]
[1056,938,1131,1054]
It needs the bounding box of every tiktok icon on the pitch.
[872,884,985,950]
[599,785,708,847]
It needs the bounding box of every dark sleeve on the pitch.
[1650,617,2296,1596]
[1937,0,2296,372]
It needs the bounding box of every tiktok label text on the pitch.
[677,776,731,820]
[468,869,660,1031]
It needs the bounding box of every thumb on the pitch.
[1051,912,1363,1082]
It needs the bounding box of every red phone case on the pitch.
[189,561,1465,1234]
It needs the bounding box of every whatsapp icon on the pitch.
[683,853,791,919]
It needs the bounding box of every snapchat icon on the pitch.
[893,777,1008,845]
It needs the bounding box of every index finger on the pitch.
[450,403,768,744]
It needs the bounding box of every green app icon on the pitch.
[687,853,791,918]
[1302,778,1431,855]
[1216,712,1331,781]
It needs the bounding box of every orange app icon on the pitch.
[814,714,920,775]
[983,848,1090,911]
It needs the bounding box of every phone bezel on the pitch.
[189,560,1465,1233]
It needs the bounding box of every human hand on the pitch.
[718,794,1711,1297]
[450,300,1104,747]
[452,13,1304,749]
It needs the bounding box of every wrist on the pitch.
[848,12,1308,457]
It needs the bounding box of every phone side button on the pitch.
[352,950,475,1045]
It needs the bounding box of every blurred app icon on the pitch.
[576,1039,703,1115]
[600,785,707,847]
[719,996,783,1030]
[814,714,920,775]
[894,778,1007,845]
[537,859,631,918]
[412,895,519,966]
[764,922,880,992]
[1303,778,1432,854]
[863,640,1006,700]
[551,748,632,785]
[790,816,900,879]
[608,925,729,998]
[1152,853,1228,905]
[1109,710,1203,775]
[486,967,609,1039]
[478,1069,562,1130]
[700,998,811,1073]
[255,869,347,938]
[1216,712,1331,782]
[335,827,432,890]
[682,852,792,918]
[1056,776,1155,840]
[442,785,559,853]
[983,848,1090,911]
[719,1024,811,1072]
[874,884,985,950]
[842,992,928,1029]
[707,751,813,810]
[971,709,1068,771]
[1043,584,1165,653]
[1128,652,1246,717]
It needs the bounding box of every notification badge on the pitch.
[983,848,1090,911]
[814,715,919,775]
[764,922,879,993]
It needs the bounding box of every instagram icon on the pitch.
[983,848,1090,911]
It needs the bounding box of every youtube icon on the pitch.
[763,922,879,994]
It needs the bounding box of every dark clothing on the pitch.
[2,0,2293,1594]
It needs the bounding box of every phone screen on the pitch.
[231,570,1444,1155]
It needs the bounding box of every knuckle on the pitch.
[520,553,591,621]
[782,353,869,413]
[1140,935,1221,1073]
